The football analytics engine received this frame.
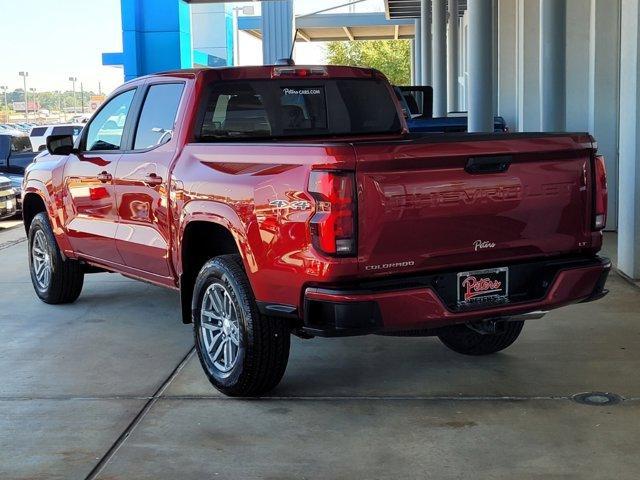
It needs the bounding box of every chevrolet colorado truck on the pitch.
[22,65,610,397]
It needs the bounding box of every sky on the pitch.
[0,0,384,95]
[0,0,125,94]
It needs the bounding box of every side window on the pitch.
[30,127,47,137]
[52,126,83,137]
[133,83,184,150]
[85,89,136,151]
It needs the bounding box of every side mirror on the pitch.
[46,135,76,155]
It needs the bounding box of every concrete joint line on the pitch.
[158,394,636,402]
[0,395,153,401]
[0,394,636,402]
[0,237,26,251]
[613,269,640,290]
[83,347,195,480]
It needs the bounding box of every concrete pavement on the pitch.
[0,227,638,479]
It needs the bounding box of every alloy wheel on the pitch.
[200,282,241,373]
[31,230,52,290]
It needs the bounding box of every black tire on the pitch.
[438,321,524,356]
[28,212,84,304]
[192,254,290,397]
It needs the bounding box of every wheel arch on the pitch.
[22,181,75,258]
[22,190,48,234]
[177,201,257,324]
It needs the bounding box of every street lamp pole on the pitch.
[233,7,241,66]
[56,90,62,121]
[19,71,28,122]
[232,5,254,66]
[0,86,7,122]
[30,88,37,119]
[80,82,85,114]
[69,76,77,114]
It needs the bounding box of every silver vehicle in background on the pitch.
[0,175,17,220]
[28,124,83,152]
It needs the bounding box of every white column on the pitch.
[517,0,541,131]
[468,0,494,132]
[539,0,566,131]
[420,0,432,85]
[617,0,640,279]
[448,0,459,112]
[460,11,468,109]
[432,0,447,116]
[497,0,518,130]
[588,0,620,229]
[414,19,422,85]
[492,0,499,113]
[410,39,415,84]
[565,0,591,131]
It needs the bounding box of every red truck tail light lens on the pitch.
[593,155,608,230]
[308,171,356,256]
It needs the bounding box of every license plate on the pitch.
[457,267,509,306]
[6,200,13,209]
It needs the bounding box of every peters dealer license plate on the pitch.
[457,267,509,306]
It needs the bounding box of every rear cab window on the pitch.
[10,136,32,153]
[197,78,401,141]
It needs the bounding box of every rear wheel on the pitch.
[192,255,290,397]
[28,212,84,304]
[438,320,524,355]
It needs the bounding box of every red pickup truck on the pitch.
[22,65,610,396]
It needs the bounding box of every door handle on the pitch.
[145,173,163,186]
[97,171,112,183]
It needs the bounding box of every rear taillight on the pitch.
[593,155,608,230]
[308,171,356,256]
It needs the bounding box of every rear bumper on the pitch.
[302,256,611,337]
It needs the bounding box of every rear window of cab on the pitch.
[197,78,401,141]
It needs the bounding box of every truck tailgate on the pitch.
[355,133,595,277]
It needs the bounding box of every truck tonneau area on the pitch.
[401,131,594,143]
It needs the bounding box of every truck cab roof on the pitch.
[126,65,385,85]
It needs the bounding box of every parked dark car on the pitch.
[395,86,508,133]
[0,134,39,215]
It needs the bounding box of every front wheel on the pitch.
[438,320,524,355]
[28,212,84,304]
[192,255,290,397]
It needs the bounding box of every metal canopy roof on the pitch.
[384,0,467,19]
[238,13,416,42]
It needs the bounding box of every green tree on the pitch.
[4,89,97,112]
[325,40,412,85]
